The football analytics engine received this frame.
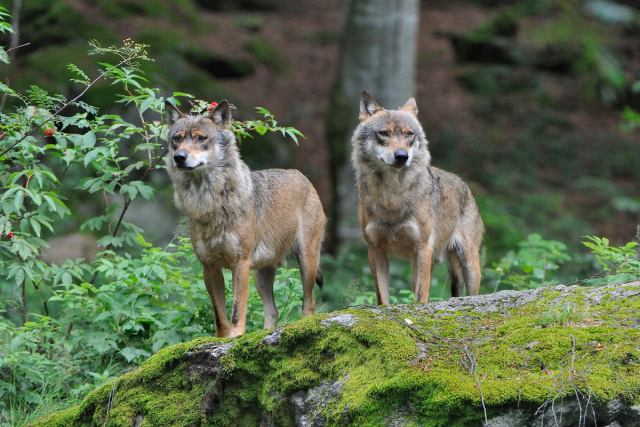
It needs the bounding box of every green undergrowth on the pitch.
[32,285,640,427]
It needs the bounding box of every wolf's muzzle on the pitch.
[393,150,409,167]
[174,149,188,166]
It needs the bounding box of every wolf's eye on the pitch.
[172,135,180,143]
[197,135,207,142]
[406,131,414,136]
[378,131,389,137]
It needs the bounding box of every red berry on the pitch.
[207,101,218,111]
[44,128,55,137]
[6,232,14,238]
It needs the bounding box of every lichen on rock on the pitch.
[32,282,640,426]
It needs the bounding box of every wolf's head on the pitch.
[352,91,428,170]
[164,101,235,172]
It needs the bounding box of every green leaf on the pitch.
[286,129,298,144]
[61,272,72,284]
[521,265,534,273]
[84,149,100,166]
[14,190,24,212]
[254,124,268,135]
[136,233,152,248]
[130,181,154,200]
[29,218,41,237]
[0,46,8,64]
[139,96,154,114]
[82,132,96,147]
[0,81,14,93]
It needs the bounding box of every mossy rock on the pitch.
[32,283,640,426]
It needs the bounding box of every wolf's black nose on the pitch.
[394,150,409,165]
[174,150,187,165]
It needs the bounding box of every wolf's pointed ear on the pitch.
[359,91,382,122]
[400,98,418,116]
[209,100,232,129]
[165,101,185,125]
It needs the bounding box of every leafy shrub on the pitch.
[488,233,572,291]
[0,11,305,422]
[582,236,640,284]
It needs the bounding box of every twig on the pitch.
[462,342,488,425]
[562,259,633,287]
[568,334,584,427]
[6,42,29,54]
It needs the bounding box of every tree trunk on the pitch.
[325,0,419,252]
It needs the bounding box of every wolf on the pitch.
[351,91,484,304]
[165,100,325,337]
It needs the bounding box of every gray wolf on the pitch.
[165,100,325,337]
[351,91,483,304]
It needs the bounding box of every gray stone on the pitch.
[291,377,347,427]
[262,327,283,346]
[525,341,539,350]
[185,342,235,378]
[321,314,357,328]
[486,409,531,427]
[133,415,145,427]
[382,405,419,427]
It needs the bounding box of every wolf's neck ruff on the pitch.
[354,144,432,224]
[170,148,253,228]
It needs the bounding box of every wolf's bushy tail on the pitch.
[315,269,324,289]
[447,241,466,298]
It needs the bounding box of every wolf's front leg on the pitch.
[368,247,390,305]
[230,258,251,337]
[203,264,230,337]
[412,247,432,303]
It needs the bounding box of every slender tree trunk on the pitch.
[9,0,21,62]
[325,0,419,253]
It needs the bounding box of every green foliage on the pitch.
[582,236,640,284]
[0,26,306,424]
[488,233,572,290]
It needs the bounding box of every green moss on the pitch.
[34,285,640,427]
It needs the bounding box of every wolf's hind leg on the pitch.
[295,244,320,318]
[448,239,481,297]
[461,245,481,297]
[446,251,465,298]
[296,192,325,317]
[203,264,230,338]
[254,266,278,329]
